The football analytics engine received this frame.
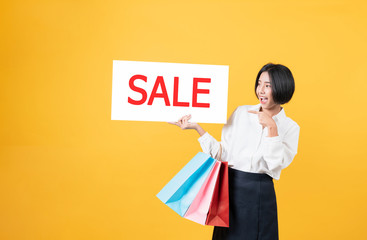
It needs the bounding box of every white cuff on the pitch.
[198,132,211,143]
[264,135,281,143]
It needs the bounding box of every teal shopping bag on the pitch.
[156,152,216,217]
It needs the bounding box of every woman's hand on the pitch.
[168,114,198,129]
[248,110,278,137]
[247,110,275,128]
[168,114,206,136]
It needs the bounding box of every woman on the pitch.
[170,63,300,240]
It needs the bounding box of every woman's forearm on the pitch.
[194,124,206,136]
[267,124,279,137]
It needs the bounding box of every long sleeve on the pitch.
[197,132,221,159]
[197,107,239,161]
[262,124,300,179]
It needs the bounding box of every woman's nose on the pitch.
[259,85,265,93]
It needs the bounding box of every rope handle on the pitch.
[217,144,222,161]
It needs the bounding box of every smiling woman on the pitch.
[169,63,300,240]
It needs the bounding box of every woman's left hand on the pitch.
[247,110,276,128]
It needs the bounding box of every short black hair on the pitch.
[255,63,295,105]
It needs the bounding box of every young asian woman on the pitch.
[169,63,300,240]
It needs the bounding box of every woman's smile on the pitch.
[259,96,268,104]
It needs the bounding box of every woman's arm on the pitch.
[168,114,221,158]
[262,124,300,179]
[168,107,239,161]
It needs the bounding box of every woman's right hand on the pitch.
[168,114,198,130]
[168,115,206,136]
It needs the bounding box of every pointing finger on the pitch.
[248,110,259,114]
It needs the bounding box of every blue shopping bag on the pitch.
[156,152,216,216]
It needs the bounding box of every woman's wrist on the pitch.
[195,124,206,136]
[267,124,278,137]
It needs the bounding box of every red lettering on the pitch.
[173,77,189,107]
[147,76,170,106]
[128,75,148,105]
[128,75,211,108]
[192,78,211,108]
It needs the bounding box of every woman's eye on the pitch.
[266,85,270,87]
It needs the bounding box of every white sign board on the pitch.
[111,60,229,123]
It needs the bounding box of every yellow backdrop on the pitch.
[1,0,366,239]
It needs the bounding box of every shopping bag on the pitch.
[156,152,216,216]
[205,161,229,227]
[184,160,222,225]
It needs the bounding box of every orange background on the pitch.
[1,0,367,239]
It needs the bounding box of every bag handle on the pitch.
[217,144,222,161]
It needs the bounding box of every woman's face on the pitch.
[256,71,278,110]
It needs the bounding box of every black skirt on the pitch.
[212,168,279,240]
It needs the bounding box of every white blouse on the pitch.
[198,104,300,180]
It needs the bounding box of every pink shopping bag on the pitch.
[183,160,222,225]
[205,161,229,227]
